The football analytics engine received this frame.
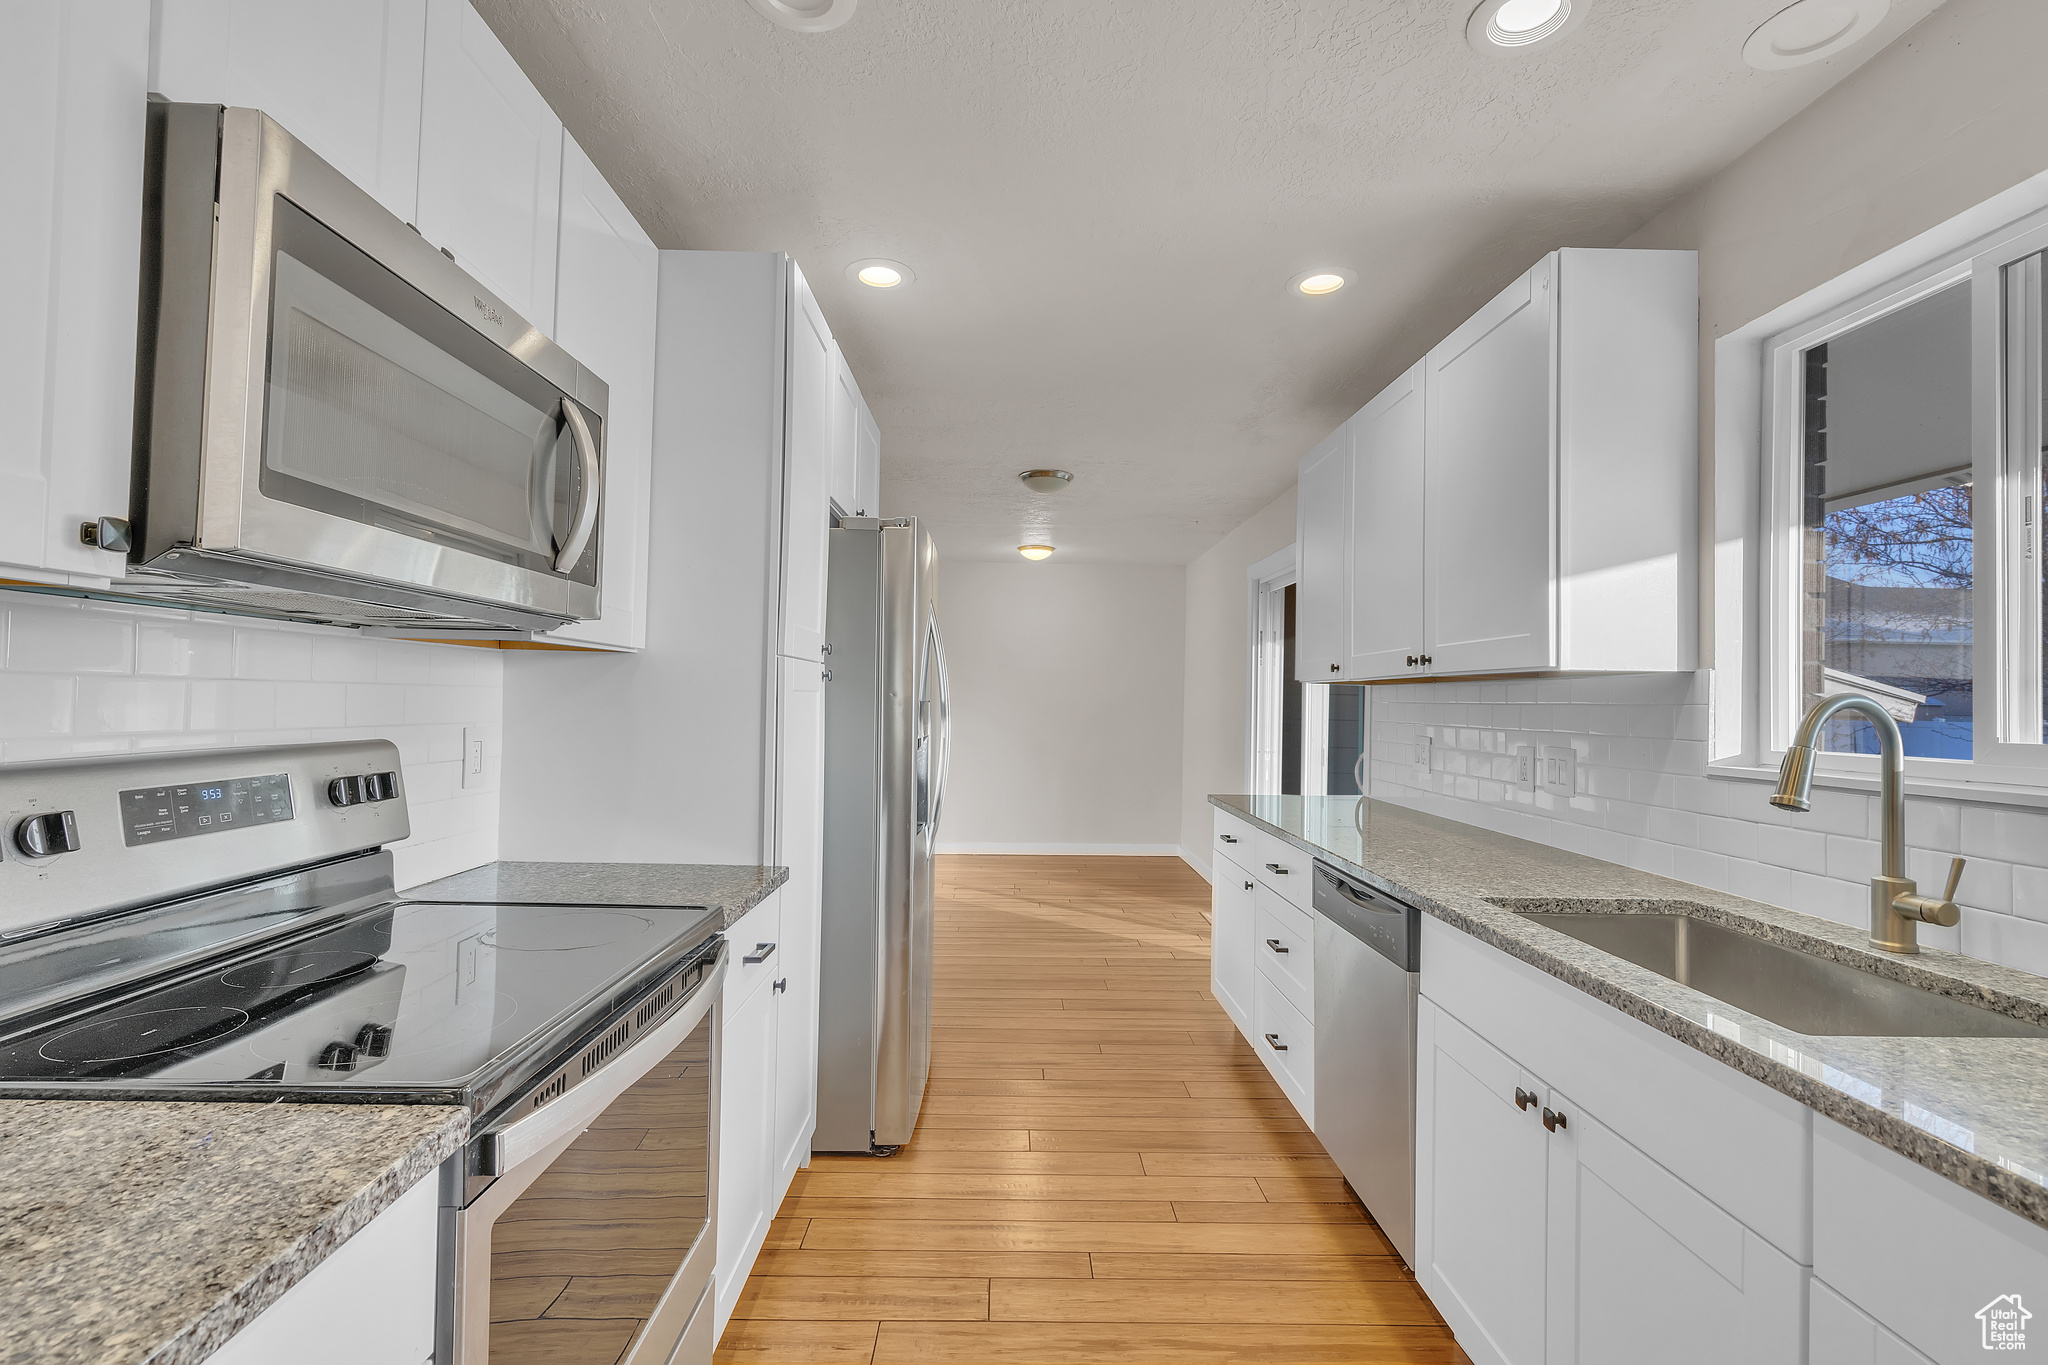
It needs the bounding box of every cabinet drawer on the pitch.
[1213,809,1255,862]
[1251,830,1313,909]
[1420,915,1810,1262]
[724,891,783,1010]
[1253,887,1313,1016]
[1253,971,1314,1125]
[1814,1114,2048,1363]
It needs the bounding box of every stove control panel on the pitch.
[327,772,400,808]
[119,773,294,847]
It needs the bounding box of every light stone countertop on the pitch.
[1213,793,2048,1230]
[0,1099,466,1365]
[405,860,787,929]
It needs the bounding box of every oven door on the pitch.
[446,951,724,1365]
[134,104,607,628]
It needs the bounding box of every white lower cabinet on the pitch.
[715,921,779,1337]
[771,657,825,1193]
[1209,853,1255,1031]
[1252,968,1314,1124]
[206,1171,438,1365]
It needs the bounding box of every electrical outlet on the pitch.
[1539,744,1576,797]
[462,726,487,790]
[1413,734,1433,778]
[1514,744,1537,793]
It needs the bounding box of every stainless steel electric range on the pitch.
[0,740,725,1365]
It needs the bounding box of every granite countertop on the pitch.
[405,860,788,929]
[0,1100,466,1365]
[1213,793,2048,1230]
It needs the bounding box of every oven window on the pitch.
[488,1014,711,1361]
[258,196,601,587]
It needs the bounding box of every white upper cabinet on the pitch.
[0,2,148,585]
[151,0,427,223]
[544,134,658,651]
[1346,362,1426,678]
[830,346,860,517]
[416,0,561,334]
[1424,260,1557,676]
[855,395,881,519]
[1302,248,1697,683]
[1294,423,1350,682]
[781,263,835,661]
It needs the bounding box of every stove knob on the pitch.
[354,1023,393,1057]
[327,776,361,807]
[316,1041,358,1071]
[362,772,397,802]
[15,811,80,858]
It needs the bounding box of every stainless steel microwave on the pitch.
[121,102,607,632]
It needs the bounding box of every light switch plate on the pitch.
[1413,734,1433,779]
[462,726,487,790]
[1514,744,1537,793]
[1539,744,1575,797]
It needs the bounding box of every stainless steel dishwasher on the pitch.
[1312,859,1420,1268]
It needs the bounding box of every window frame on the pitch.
[1760,206,2048,784]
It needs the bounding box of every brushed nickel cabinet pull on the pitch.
[1264,1033,1288,1051]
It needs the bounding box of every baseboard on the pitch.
[934,842,1186,856]
[1180,846,1213,884]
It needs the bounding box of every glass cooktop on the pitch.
[0,868,722,1118]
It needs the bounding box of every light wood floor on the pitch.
[715,854,1469,1365]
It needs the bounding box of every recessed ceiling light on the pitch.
[1743,0,1889,70]
[1287,267,1357,298]
[1017,545,1055,561]
[1466,0,1585,53]
[1018,470,1073,492]
[745,0,857,34]
[848,258,914,288]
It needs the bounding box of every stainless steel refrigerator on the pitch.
[816,518,949,1152]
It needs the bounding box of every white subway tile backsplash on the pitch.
[0,594,499,890]
[1369,670,2048,978]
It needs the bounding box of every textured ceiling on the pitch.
[477,0,1943,563]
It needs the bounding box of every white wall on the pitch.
[0,593,500,890]
[935,561,1185,853]
[1361,0,2048,977]
[1178,488,1296,878]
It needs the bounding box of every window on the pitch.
[1766,212,2048,783]
[1247,554,1371,796]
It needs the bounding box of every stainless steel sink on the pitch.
[1517,909,2048,1039]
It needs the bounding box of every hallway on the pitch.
[715,855,1465,1364]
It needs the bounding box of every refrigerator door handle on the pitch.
[927,614,951,844]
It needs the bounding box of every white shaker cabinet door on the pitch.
[1208,854,1256,1033]
[0,1,147,583]
[1345,361,1426,680]
[545,133,659,651]
[780,262,835,661]
[416,0,562,334]
[1423,258,1556,676]
[772,657,825,1193]
[829,347,861,517]
[1546,1100,1805,1365]
[1417,1000,1549,1365]
[855,396,882,519]
[1294,422,1350,682]
[715,970,778,1337]
[151,0,427,223]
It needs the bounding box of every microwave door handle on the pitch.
[553,397,601,573]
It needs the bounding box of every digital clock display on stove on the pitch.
[118,773,294,846]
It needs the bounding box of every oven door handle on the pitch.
[553,396,601,574]
[491,949,725,1174]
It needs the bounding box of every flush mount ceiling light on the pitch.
[745,0,857,33]
[1017,545,1055,561]
[1018,470,1073,493]
[1743,0,1889,70]
[1287,267,1356,298]
[1466,0,1586,54]
[847,258,913,288]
